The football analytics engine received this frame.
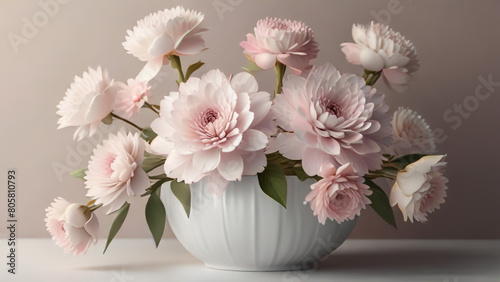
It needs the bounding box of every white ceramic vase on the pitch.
[161,175,357,271]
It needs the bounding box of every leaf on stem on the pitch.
[141,127,158,143]
[141,152,165,173]
[145,189,166,248]
[170,180,191,218]
[104,202,130,253]
[364,178,397,229]
[185,61,204,80]
[258,162,287,208]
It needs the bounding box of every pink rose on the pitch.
[305,163,372,224]
[240,17,318,73]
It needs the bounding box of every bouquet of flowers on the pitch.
[46,6,448,255]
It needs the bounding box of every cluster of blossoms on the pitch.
[47,6,448,255]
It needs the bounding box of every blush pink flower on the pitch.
[56,67,117,141]
[85,130,150,214]
[305,163,371,224]
[150,70,274,195]
[390,155,448,223]
[341,22,419,92]
[113,78,152,119]
[272,63,392,176]
[240,17,318,74]
[45,198,99,255]
[391,107,436,156]
[123,6,207,81]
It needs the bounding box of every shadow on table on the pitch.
[318,247,498,276]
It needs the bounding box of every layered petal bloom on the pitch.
[113,78,152,119]
[150,70,274,195]
[390,107,436,156]
[341,22,419,92]
[85,130,150,214]
[240,17,318,74]
[272,63,392,176]
[390,155,448,223]
[123,6,207,81]
[56,67,116,141]
[305,163,371,224]
[45,198,99,255]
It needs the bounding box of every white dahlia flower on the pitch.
[341,22,419,92]
[123,6,207,81]
[149,70,274,195]
[85,130,150,214]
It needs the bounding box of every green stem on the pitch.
[111,113,143,131]
[169,55,185,83]
[274,62,286,98]
[144,101,159,115]
[363,69,382,86]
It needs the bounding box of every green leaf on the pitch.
[292,166,310,182]
[70,169,87,180]
[141,127,158,143]
[145,189,166,248]
[101,113,113,125]
[364,178,397,229]
[170,180,191,217]
[258,162,287,208]
[185,61,204,80]
[104,202,130,253]
[243,59,262,73]
[141,152,165,173]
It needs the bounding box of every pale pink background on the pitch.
[0,0,499,239]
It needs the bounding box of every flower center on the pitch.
[320,97,343,117]
[326,102,342,117]
[202,108,219,126]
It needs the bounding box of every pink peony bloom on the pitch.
[271,63,392,176]
[240,17,318,74]
[305,163,371,224]
[123,6,207,81]
[390,107,436,156]
[57,67,117,141]
[390,155,448,223]
[85,130,150,214]
[113,78,152,119]
[341,22,419,92]
[45,198,99,255]
[150,70,274,195]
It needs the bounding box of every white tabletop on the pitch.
[1,238,499,282]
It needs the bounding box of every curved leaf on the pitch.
[258,162,287,208]
[146,189,166,247]
[171,180,191,217]
[104,202,130,253]
[364,178,397,229]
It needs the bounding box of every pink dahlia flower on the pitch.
[390,155,448,223]
[85,130,150,214]
[240,17,318,74]
[45,198,99,255]
[150,70,274,195]
[123,6,207,81]
[305,163,371,224]
[341,22,419,92]
[272,63,392,176]
[56,67,117,141]
[113,78,152,119]
[390,107,436,156]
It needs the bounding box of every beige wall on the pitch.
[1,0,499,239]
